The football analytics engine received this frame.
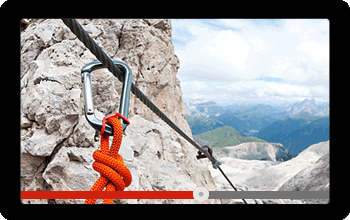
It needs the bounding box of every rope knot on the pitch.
[85,114,132,204]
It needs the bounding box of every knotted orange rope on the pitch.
[85,113,132,204]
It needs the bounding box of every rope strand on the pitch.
[85,116,132,204]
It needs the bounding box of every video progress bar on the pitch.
[208,191,329,200]
[21,191,329,200]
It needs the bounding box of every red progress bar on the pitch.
[21,191,194,200]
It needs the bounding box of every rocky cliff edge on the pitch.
[20,19,217,204]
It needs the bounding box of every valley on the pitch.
[195,125,266,149]
[185,98,329,157]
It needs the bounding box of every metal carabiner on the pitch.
[81,60,133,135]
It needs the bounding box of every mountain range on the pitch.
[185,98,328,121]
[185,98,329,157]
[257,115,329,155]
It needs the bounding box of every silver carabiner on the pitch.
[81,60,133,135]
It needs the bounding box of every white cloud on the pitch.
[176,29,252,81]
[181,80,329,106]
[297,41,329,62]
[172,19,216,45]
[172,19,329,106]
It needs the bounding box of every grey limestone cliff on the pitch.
[21,19,217,204]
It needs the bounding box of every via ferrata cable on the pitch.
[218,166,248,204]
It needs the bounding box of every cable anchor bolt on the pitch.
[196,145,213,160]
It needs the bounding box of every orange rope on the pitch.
[85,114,132,204]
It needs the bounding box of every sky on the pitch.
[171,19,329,106]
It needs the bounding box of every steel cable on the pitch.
[61,19,247,204]
[218,166,248,204]
[61,18,218,165]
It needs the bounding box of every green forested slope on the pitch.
[195,125,266,148]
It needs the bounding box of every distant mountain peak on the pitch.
[193,99,212,105]
[300,98,316,105]
[185,100,227,117]
[283,98,328,117]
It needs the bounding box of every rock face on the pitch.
[279,153,329,192]
[218,142,279,161]
[209,141,329,204]
[21,19,216,204]
[279,151,329,204]
[213,142,292,162]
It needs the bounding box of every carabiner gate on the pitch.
[81,60,133,135]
